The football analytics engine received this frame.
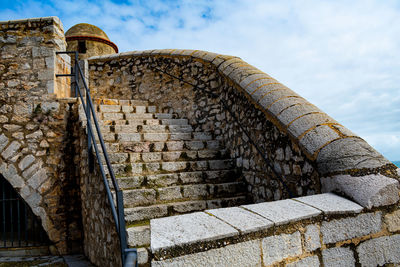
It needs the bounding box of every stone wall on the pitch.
[88,53,317,203]
[150,192,400,266]
[72,103,121,267]
[87,50,399,206]
[0,17,81,254]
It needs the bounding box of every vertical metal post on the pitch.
[24,202,28,246]
[2,179,5,247]
[10,194,13,247]
[117,190,127,266]
[80,56,95,173]
[74,52,79,97]
[17,199,20,247]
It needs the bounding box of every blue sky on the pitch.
[2,0,400,160]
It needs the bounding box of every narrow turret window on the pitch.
[78,40,87,53]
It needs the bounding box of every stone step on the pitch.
[121,140,222,153]
[124,196,249,224]
[127,225,150,247]
[92,131,213,143]
[114,169,238,189]
[102,112,155,120]
[99,119,189,127]
[99,150,228,164]
[122,182,246,208]
[154,113,174,119]
[93,99,149,106]
[160,119,188,125]
[107,159,234,176]
[98,140,222,154]
[115,132,212,142]
[89,124,194,134]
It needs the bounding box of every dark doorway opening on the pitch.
[0,174,50,248]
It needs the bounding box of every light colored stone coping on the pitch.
[322,174,400,209]
[242,199,321,226]
[206,206,273,234]
[150,212,238,252]
[150,193,361,254]
[294,192,363,214]
[0,16,61,27]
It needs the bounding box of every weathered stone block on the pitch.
[152,240,261,267]
[185,141,204,150]
[356,234,400,267]
[243,199,321,225]
[151,212,238,252]
[99,105,121,113]
[286,256,320,267]
[206,206,273,234]
[124,205,168,223]
[18,154,35,171]
[142,152,162,162]
[385,209,400,232]
[321,174,399,209]
[182,184,207,198]
[158,186,182,201]
[117,133,140,142]
[27,169,47,190]
[1,141,21,159]
[322,247,355,267]
[262,231,302,266]
[305,224,321,252]
[321,212,382,244]
[161,119,188,125]
[295,193,363,215]
[127,225,150,247]
[103,112,123,120]
[161,162,187,172]
[172,200,207,213]
[123,189,156,207]
[276,103,321,126]
[144,133,168,142]
[0,133,9,152]
[299,125,340,155]
[288,112,337,138]
[316,137,391,174]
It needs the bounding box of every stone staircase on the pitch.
[85,99,249,256]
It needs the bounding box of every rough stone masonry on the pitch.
[1,16,400,267]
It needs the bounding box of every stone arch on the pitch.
[0,172,50,246]
[0,156,58,249]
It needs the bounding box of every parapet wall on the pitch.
[150,193,400,266]
[88,50,399,207]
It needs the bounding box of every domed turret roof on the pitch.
[65,23,110,40]
[65,23,118,53]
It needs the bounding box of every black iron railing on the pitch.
[56,51,136,267]
[0,175,49,248]
[148,65,294,198]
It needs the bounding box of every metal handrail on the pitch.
[148,65,294,198]
[56,51,137,267]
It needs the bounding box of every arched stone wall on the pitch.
[87,49,399,207]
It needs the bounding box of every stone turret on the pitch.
[65,23,118,60]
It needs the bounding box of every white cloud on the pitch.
[1,0,400,160]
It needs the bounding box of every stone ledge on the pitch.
[321,174,399,209]
[150,212,238,252]
[0,16,61,26]
[206,206,273,234]
[242,199,321,226]
[294,193,363,215]
[150,193,363,259]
